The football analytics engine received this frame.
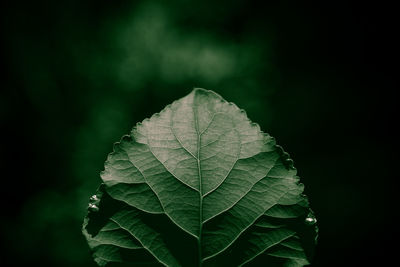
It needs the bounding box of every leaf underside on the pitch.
[82,88,318,267]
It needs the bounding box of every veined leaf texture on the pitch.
[82,88,318,266]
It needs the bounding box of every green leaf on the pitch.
[82,88,318,266]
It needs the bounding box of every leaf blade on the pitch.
[83,88,317,266]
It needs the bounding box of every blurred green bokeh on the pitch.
[1,0,397,266]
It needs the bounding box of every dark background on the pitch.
[1,0,398,266]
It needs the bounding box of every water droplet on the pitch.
[88,203,99,212]
[304,215,317,225]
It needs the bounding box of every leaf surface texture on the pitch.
[83,88,318,266]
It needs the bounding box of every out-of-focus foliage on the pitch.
[1,0,398,266]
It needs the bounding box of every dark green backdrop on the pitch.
[1,0,398,266]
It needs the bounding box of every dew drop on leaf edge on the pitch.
[90,195,99,201]
[304,214,317,225]
[88,203,99,212]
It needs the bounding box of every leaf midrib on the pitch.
[193,101,204,267]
